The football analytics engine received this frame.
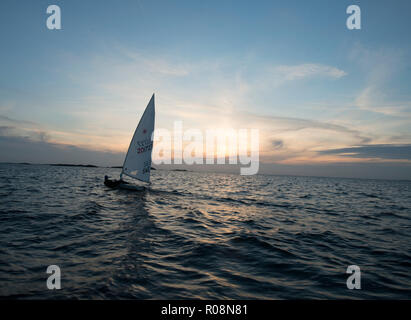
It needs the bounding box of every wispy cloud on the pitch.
[350,44,411,117]
[272,63,347,81]
[2,45,408,167]
[0,115,50,142]
[0,134,123,166]
[121,49,191,76]
[318,144,411,161]
[355,85,411,117]
[0,115,38,126]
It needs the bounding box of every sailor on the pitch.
[104,175,128,188]
[104,175,119,188]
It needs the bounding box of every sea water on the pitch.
[0,163,410,299]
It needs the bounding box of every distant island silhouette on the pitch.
[1,162,160,170]
[50,163,98,168]
[110,165,157,170]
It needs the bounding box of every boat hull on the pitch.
[118,183,145,191]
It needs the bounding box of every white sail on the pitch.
[121,94,155,183]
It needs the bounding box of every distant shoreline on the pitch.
[1,162,410,181]
[50,163,98,168]
[1,162,100,168]
[0,162,158,170]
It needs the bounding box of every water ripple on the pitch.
[0,164,410,299]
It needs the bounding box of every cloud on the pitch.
[2,46,405,170]
[2,131,411,180]
[0,126,13,134]
[0,115,38,126]
[318,144,411,161]
[121,49,191,76]
[161,105,373,163]
[355,85,411,117]
[350,44,411,117]
[258,161,411,180]
[0,134,124,166]
[271,139,284,149]
[0,115,50,142]
[273,63,347,81]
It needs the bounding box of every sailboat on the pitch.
[104,94,155,191]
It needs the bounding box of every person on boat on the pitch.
[104,175,128,188]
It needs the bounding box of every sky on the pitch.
[1,0,411,179]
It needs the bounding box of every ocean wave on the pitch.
[0,164,410,299]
